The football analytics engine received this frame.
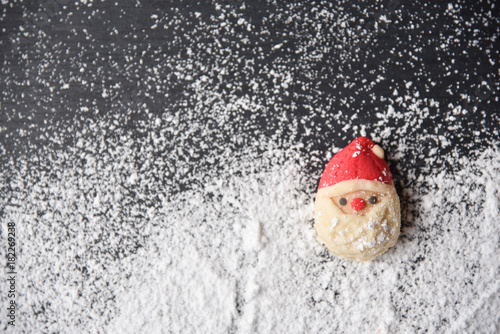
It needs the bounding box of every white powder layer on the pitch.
[1,130,499,333]
[106,147,500,334]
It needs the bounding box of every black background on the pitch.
[1,1,498,180]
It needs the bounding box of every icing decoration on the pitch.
[318,137,392,189]
[350,197,365,211]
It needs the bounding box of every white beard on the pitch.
[314,193,401,261]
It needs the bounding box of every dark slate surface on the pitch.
[1,1,498,176]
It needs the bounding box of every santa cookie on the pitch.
[314,137,400,261]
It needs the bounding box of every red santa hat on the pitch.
[317,137,394,196]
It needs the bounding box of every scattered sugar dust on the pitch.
[105,144,500,334]
[4,124,498,333]
[1,103,500,333]
[1,1,499,333]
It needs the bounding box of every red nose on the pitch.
[351,198,365,211]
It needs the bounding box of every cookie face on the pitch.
[314,137,401,261]
[331,190,386,216]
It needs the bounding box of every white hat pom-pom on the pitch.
[372,145,384,159]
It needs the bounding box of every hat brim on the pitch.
[316,179,397,199]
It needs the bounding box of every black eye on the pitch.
[369,196,377,204]
[339,198,347,206]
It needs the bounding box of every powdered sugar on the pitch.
[1,1,499,333]
[3,114,496,333]
[329,217,339,232]
[52,145,500,332]
[367,218,377,230]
